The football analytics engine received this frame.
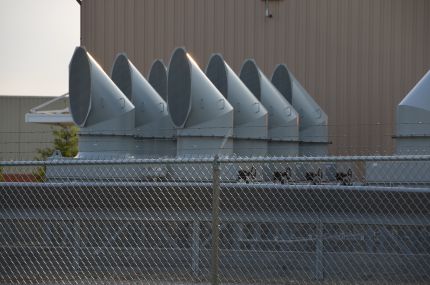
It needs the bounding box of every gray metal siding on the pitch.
[0,96,66,160]
[81,0,430,154]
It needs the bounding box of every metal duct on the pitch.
[69,46,135,159]
[396,70,430,154]
[272,64,329,156]
[167,48,234,156]
[148,59,167,101]
[206,54,269,156]
[240,60,299,156]
[366,70,430,184]
[111,54,176,157]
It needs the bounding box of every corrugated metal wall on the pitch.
[81,0,430,155]
[0,96,64,160]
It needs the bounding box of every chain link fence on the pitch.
[0,155,430,284]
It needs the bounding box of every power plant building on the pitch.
[79,0,430,155]
[1,2,430,283]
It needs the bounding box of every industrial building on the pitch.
[0,1,429,283]
[79,0,430,155]
[1,0,429,158]
[0,95,70,161]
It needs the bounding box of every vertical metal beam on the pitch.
[43,222,53,246]
[211,155,221,285]
[191,221,200,276]
[234,223,244,250]
[73,220,81,273]
[314,222,324,280]
[366,227,375,252]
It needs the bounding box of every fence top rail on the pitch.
[1,154,430,166]
[218,154,430,163]
[1,181,429,194]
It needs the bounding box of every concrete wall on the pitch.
[80,0,430,155]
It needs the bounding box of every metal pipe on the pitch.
[211,155,221,285]
[1,181,429,194]
[2,154,430,166]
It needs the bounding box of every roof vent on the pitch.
[272,64,329,156]
[167,48,234,157]
[69,46,135,159]
[206,54,268,156]
[240,60,299,156]
[111,54,175,157]
[396,70,430,154]
[148,59,168,101]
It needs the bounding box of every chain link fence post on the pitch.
[211,155,221,285]
[314,221,324,280]
[73,219,81,275]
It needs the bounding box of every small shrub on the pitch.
[33,125,79,182]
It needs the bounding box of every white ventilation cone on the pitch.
[206,54,269,157]
[69,46,135,159]
[148,59,167,101]
[240,60,299,156]
[396,70,430,154]
[111,54,176,158]
[272,64,329,156]
[167,48,234,157]
[366,70,430,184]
